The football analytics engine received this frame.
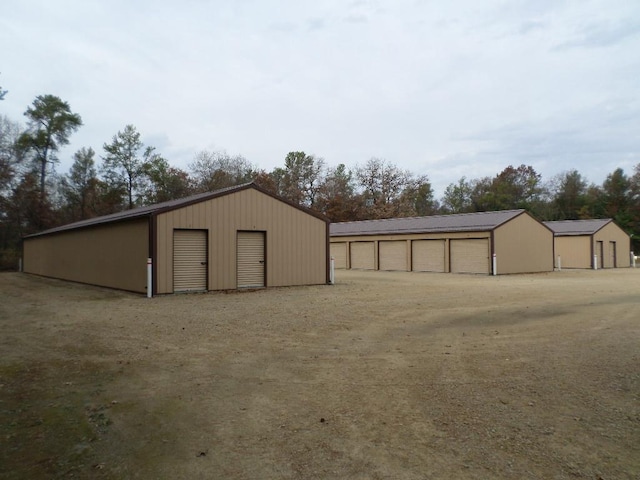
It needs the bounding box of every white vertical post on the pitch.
[492,253,497,276]
[593,255,598,270]
[557,256,561,271]
[330,256,335,284]
[147,257,153,298]
[18,258,22,273]
[631,251,636,268]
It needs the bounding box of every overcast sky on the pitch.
[2,0,639,196]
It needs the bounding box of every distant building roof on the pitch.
[330,209,527,237]
[25,182,327,239]
[543,219,613,236]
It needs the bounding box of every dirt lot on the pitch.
[1,269,639,479]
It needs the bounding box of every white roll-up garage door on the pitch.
[173,230,208,292]
[412,240,445,272]
[330,242,348,269]
[350,242,375,270]
[379,241,407,271]
[450,239,490,274]
[237,231,265,288]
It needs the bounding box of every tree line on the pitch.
[1,94,640,269]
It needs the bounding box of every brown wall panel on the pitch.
[493,213,554,274]
[23,219,149,293]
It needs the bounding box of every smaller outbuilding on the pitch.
[331,209,554,275]
[543,219,631,269]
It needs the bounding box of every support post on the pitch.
[557,256,561,271]
[147,257,153,298]
[330,256,335,285]
[18,258,22,273]
[593,255,598,270]
[631,251,636,268]
[492,253,497,276]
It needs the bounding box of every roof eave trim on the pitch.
[24,181,329,239]
[552,232,591,237]
[248,182,330,223]
[23,212,153,239]
[592,219,612,235]
[151,182,254,217]
[489,209,526,231]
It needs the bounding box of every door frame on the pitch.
[609,241,617,268]
[596,240,604,269]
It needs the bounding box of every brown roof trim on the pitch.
[24,215,152,239]
[522,211,556,235]
[246,182,329,223]
[24,182,328,239]
[491,210,554,234]
[151,182,256,217]
[491,209,523,230]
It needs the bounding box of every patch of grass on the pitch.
[0,361,116,479]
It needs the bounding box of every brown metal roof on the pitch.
[330,209,526,236]
[543,219,612,236]
[25,182,328,238]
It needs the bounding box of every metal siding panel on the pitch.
[173,230,207,292]
[350,242,375,270]
[412,240,446,272]
[274,204,289,284]
[23,219,148,293]
[237,231,265,287]
[492,214,554,274]
[379,241,407,271]
[330,243,348,269]
[450,239,490,274]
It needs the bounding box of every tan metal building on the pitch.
[543,219,631,269]
[330,209,553,275]
[23,183,330,295]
